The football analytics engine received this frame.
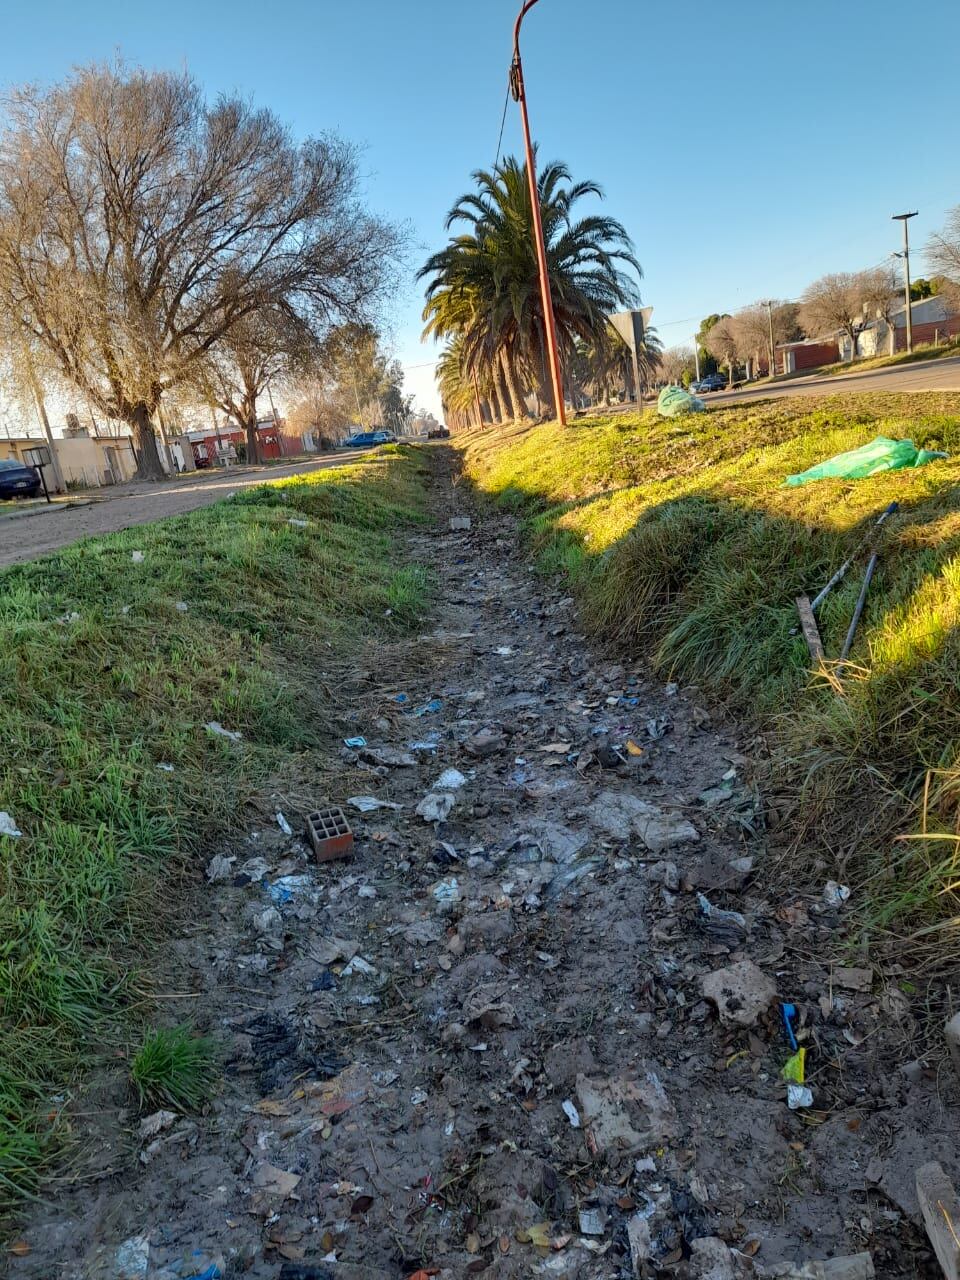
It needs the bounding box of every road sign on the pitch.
[609,309,655,407]
[23,445,51,469]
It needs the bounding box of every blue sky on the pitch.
[3,0,959,418]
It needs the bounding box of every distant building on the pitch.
[776,338,841,374]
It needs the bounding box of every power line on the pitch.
[493,75,510,169]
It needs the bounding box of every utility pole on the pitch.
[761,300,776,376]
[510,0,566,426]
[693,336,700,382]
[892,211,918,353]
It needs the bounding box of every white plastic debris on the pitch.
[175,600,189,613]
[449,516,471,531]
[56,611,81,625]
[341,955,377,977]
[434,768,467,790]
[411,1087,428,1105]
[495,645,514,656]
[288,517,309,528]
[131,550,145,564]
[416,792,455,823]
[0,812,22,838]
[205,853,236,882]
[787,1083,814,1110]
[205,721,242,742]
[114,1234,150,1280]
[156,762,175,772]
[431,876,461,909]
[348,795,402,813]
[562,1099,581,1128]
[823,880,851,907]
[275,811,293,836]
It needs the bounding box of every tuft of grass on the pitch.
[0,445,431,1209]
[461,395,960,947]
[131,1025,219,1112]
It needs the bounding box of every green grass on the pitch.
[131,1025,219,1112]
[461,395,960,953]
[0,445,430,1209]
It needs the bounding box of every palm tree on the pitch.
[420,154,642,419]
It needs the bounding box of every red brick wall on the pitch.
[786,341,840,371]
[893,316,960,352]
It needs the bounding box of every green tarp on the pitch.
[784,435,948,487]
[657,385,705,418]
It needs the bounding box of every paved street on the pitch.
[707,352,960,404]
[0,450,367,569]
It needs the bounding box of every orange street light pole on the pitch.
[511,0,566,426]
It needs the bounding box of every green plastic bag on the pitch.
[657,385,705,418]
[784,435,947,486]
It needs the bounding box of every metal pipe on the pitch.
[837,553,878,674]
[512,0,566,425]
[810,501,898,612]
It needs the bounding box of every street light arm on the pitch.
[513,0,542,59]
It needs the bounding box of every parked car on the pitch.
[0,457,42,499]
[340,431,382,449]
[690,373,727,393]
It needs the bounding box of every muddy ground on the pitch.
[10,451,959,1279]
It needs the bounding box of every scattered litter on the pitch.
[252,906,283,948]
[575,1072,677,1162]
[578,1207,606,1236]
[412,698,443,717]
[410,1087,428,1105]
[701,960,777,1027]
[205,854,236,882]
[275,811,293,836]
[590,790,699,853]
[646,715,671,740]
[785,435,947,486]
[495,645,514,655]
[434,767,467,790]
[348,795,401,813]
[236,856,269,882]
[781,1047,806,1084]
[562,1099,581,1128]
[252,1161,301,1200]
[288,517,310,527]
[416,792,455,823]
[697,892,748,947]
[449,516,472,531]
[157,762,175,772]
[115,1235,150,1280]
[174,600,189,613]
[344,736,367,749]
[131,550,145,563]
[657,384,705,417]
[267,874,313,905]
[0,812,23,838]
[431,876,461,910]
[627,1214,652,1273]
[916,1161,960,1280]
[782,1003,799,1051]
[394,693,408,704]
[786,1083,814,1110]
[341,954,377,977]
[56,610,81,624]
[205,721,242,742]
[361,745,416,767]
[408,731,441,751]
[138,1109,177,1141]
[823,880,851,907]
[463,729,504,757]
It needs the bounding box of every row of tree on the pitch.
[0,63,404,477]
[420,155,647,429]
[663,207,960,385]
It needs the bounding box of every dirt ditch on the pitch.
[10,450,958,1279]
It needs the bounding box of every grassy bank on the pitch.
[461,396,960,950]
[0,447,430,1207]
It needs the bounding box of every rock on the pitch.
[834,966,873,992]
[461,982,517,1030]
[647,860,680,891]
[916,1161,960,1280]
[757,1255,875,1279]
[575,1071,677,1163]
[701,960,777,1027]
[689,1236,737,1280]
[464,729,504,757]
[360,745,417,768]
[590,789,699,853]
[727,855,754,880]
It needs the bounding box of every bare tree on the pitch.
[799,272,874,360]
[660,345,696,385]
[194,308,320,464]
[0,63,400,478]
[925,207,960,314]
[859,265,901,355]
[704,318,740,384]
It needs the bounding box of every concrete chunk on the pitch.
[916,1161,960,1280]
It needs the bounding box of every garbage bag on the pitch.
[657,385,705,418]
[784,435,947,486]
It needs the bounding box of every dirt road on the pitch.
[0,452,365,569]
[12,455,952,1278]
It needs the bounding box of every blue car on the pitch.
[0,457,41,499]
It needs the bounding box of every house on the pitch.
[852,295,960,359]
[776,338,841,374]
[0,430,138,489]
[186,418,316,467]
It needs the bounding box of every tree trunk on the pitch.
[129,403,166,480]
[491,362,509,423]
[500,349,528,421]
